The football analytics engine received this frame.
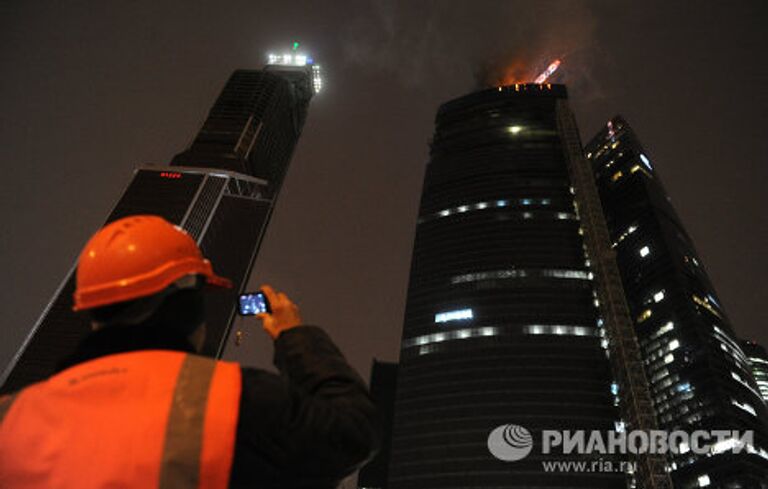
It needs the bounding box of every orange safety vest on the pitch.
[0,350,242,489]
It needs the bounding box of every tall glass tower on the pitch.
[387,84,633,488]
[585,116,768,488]
[1,58,321,394]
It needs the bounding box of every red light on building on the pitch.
[159,172,182,179]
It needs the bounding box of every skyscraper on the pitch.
[386,84,646,488]
[585,116,768,488]
[1,59,320,394]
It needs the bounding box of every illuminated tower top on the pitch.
[266,41,322,94]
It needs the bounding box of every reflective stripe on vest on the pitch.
[0,351,241,489]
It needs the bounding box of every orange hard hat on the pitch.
[73,215,232,311]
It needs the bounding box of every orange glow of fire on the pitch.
[492,60,530,87]
[489,58,562,88]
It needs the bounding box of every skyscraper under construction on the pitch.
[386,83,668,488]
[1,56,321,394]
[586,117,768,488]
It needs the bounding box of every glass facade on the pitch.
[172,67,313,197]
[741,340,768,405]
[585,116,768,488]
[2,67,314,393]
[387,85,624,488]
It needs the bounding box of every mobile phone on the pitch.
[238,291,271,315]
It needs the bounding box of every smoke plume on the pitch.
[342,0,603,97]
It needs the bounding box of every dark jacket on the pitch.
[58,325,381,489]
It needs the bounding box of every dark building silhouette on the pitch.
[386,84,629,488]
[358,360,399,489]
[2,63,317,393]
[172,65,315,196]
[585,116,768,488]
[741,340,768,404]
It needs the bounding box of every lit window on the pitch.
[658,321,674,335]
[637,309,652,323]
[429,198,565,221]
[710,436,747,455]
[640,154,653,170]
[611,171,623,182]
[404,327,505,353]
[692,294,722,319]
[508,125,523,134]
[435,308,473,323]
[697,475,710,487]
[668,339,680,351]
[614,224,639,246]
[653,290,665,302]
[639,246,651,257]
[664,354,674,364]
[731,399,757,416]
[630,165,641,174]
[523,325,596,336]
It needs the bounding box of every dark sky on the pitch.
[1,1,767,381]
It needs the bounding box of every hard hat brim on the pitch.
[73,257,232,311]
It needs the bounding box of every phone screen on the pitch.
[238,292,270,315]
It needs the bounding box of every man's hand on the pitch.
[257,285,303,340]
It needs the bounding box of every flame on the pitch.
[491,59,530,87]
[485,58,562,88]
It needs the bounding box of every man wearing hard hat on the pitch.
[0,215,380,489]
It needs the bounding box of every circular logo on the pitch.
[487,424,533,461]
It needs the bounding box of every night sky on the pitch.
[1,1,767,382]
